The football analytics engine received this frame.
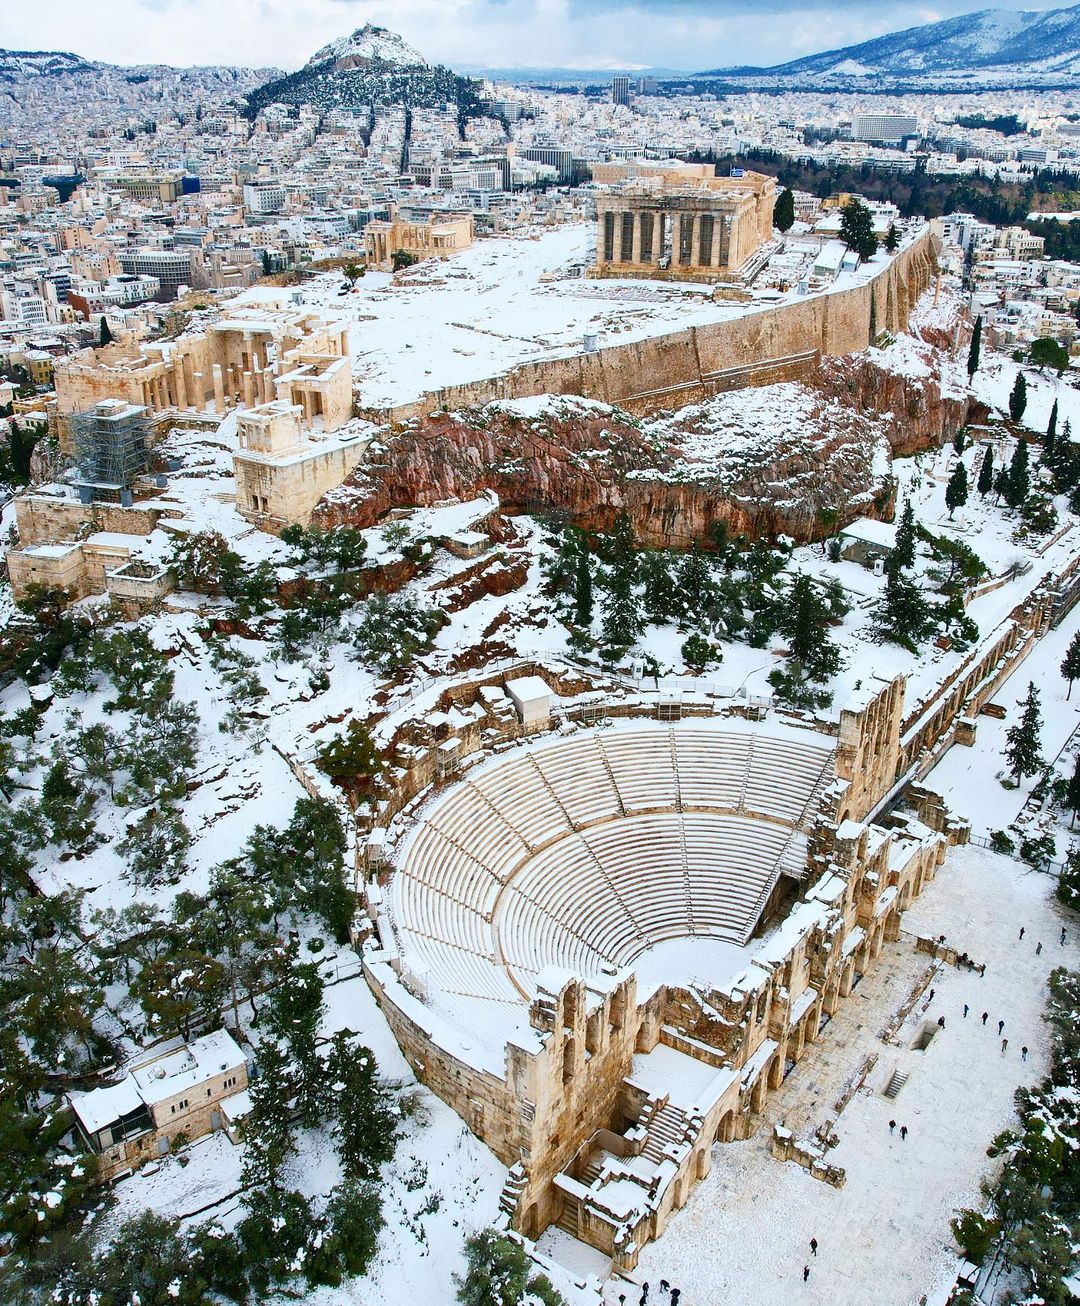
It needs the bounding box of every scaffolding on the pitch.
[71,399,150,504]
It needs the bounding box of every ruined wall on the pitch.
[15,495,173,546]
[235,439,369,529]
[363,230,937,425]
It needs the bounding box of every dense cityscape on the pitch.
[4,5,1080,1306]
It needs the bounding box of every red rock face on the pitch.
[315,346,974,547]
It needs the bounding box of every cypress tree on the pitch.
[977,446,995,496]
[885,223,899,253]
[886,501,916,576]
[1004,682,1042,784]
[1067,754,1080,827]
[1008,372,1028,425]
[839,199,878,260]
[1005,438,1030,508]
[98,315,112,346]
[1062,630,1080,701]
[871,568,933,652]
[967,316,982,379]
[945,462,968,518]
[573,550,593,627]
[773,187,795,233]
[1046,399,1059,460]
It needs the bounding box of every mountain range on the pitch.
[700,2,1080,78]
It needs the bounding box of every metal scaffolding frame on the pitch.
[71,400,150,501]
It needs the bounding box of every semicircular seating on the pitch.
[390,722,834,1022]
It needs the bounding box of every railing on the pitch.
[966,832,1063,879]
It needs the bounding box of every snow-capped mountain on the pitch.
[244,25,487,121]
[0,49,92,78]
[700,2,1080,77]
[307,25,428,70]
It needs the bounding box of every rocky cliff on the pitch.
[315,339,974,547]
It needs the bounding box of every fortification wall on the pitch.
[364,230,937,425]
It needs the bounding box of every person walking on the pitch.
[660,1282,669,1294]
[1036,942,1043,956]
[937,1015,946,1029]
[928,988,935,1003]
[900,1124,908,1140]
[963,1004,969,1018]
[803,1266,810,1282]
[810,1238,818,1257]
[1022,1046,1029,1061]
[1062,927,1068,946]
[979,963,986,977]
[889,1119,896,1133]
[640,1284,649,1306]
[1001,1038,1008,1054]
[670,1291,680,1306]
[998,1020,1005,1036]
[982,1011,989,1025]
[1020,926,1026,941]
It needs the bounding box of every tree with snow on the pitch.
[573,549,593,626]
[1045,398,1059,462]
[870,569,935,652]
[773,186,795,233]
[456,1228,566,1306]
[1066,754,1080,827]
[1004,682,1043,784]
[839,198,878,260]
[885,500,916,578]
[885,223,899,253]
[326,1031,398,1180]
[681,631,715,670]
[977,446,995,496]
[1004,437,1030,509]
[967,316,983,380]
[316,720,383,804]
[1009,371,1028,425]
[953,427,965,455]
[1062,630,1080,700]
[945,461,969,518]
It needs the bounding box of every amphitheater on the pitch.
[391,721,835,1053]
[362,676,953,1273]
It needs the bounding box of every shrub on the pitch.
[989,830,1015,855]
[952,1209,999,1263]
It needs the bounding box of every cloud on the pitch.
[0,0,1067,71]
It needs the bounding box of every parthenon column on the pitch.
[631,212,642,265]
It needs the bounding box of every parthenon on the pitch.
[592,170,777,283]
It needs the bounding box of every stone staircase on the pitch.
[640,1101,689,1164]
[883,1068,909,1100]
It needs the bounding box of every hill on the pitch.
[699,3,1080,78]
[243,24,488,123]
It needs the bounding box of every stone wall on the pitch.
[235,438,370,529]
[15,494,173,547]
[362,229,937,426]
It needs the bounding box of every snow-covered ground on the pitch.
[628,846,1076,1306]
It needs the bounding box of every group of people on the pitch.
[619,1279,681,1306]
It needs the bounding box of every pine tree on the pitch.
[945,461,969,518]
[886,501,916,577]
[1046,399,1059,461]
[1062,630,1080,700]
[1067,754,1080,827]
[977,446,995,496]
[839,199,878,260]
[953,428,965,455]
[871,569,934,652]
[1004,681,1043,783]
[1009,372,1028,425]
[1005,438,1030,509]
[573,550,593,626]
[773,187,795,233]
[967,316,983,379]
[98,316,112,347]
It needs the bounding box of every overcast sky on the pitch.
[5,0,1071,71]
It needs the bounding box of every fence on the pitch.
[966,832,1064,880]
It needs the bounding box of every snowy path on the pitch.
[626,847,1077,1306]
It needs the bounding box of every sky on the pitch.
[3,0,1072,72]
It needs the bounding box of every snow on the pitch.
[630,846,1078,1306]
[309,26,428,70]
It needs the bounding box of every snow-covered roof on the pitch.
[505,675,552,709]
[839,516,898,548]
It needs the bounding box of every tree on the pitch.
[352,591,444,674]
[1045,398,1059,462]
[839,198,878,260]
[1065,754,1080,827]
[264,961,324,1126]
[967,316,983,380]
[98,316,112,347]
[1009,371,1028,425]
[1004,437,1030,509]
[681,632,715,670]
[456,1228,566,1306]
[885,501,916,577]
[977,446,995,496]
[240,1039,295,1194]
[1004,682,1043,784]
[773,186,795,233]
[316,719,382,804]
[573,549,593,626]
[391,249,418,271]
[261,249,272,276]
[870,569,935,652]
[953,427,965,455]
[945,461,969,518]
[116,806,190,888]
[885,222,899,253]
[88,1212,201,1306]
[324,1180,383,1278]
[1030,337,1069,373]
[1062,630,1080,700]
[327,1031,398,1180]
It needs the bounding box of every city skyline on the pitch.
[3,0,1071,72]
